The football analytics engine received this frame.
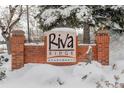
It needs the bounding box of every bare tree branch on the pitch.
[0,5,24,54]
[9,5,23,31]
[0,20,5,31]
[0,5,23,41]
[5,5,22,34]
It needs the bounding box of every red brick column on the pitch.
[96,29,110,65]
[11,30,25,70]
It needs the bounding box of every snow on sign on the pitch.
[46,28,76,62]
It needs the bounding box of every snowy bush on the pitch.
[0,55,9,80]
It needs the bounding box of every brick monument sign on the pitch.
[10,28,110,70]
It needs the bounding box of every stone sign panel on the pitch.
[46,28,76,62]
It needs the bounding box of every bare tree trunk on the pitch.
[83,22,90,44]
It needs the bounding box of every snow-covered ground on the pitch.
[0,60,124,88]
[0,34,124,88]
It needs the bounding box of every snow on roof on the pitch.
[0,44,7,49]
[78,44,96,46]
[50,27,76,32]
[24,42,44,46]
[44,27,77,36]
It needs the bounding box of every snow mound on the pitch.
[0,61,110,88]
[73,61,105,83]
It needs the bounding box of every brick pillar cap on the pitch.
[12,30,25,35]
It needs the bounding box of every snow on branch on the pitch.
[0,5,23,40]
[38,5,92,27]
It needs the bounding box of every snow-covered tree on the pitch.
[36,5,92,31]
[35,5,93,43]
[92,5,124,34]
[0,5,23,54]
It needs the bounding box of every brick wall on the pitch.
[77,44,97,62]
[96,29,110,65]
[10,29,110,70]
[24,45,46,64]
[11,30,25,69]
